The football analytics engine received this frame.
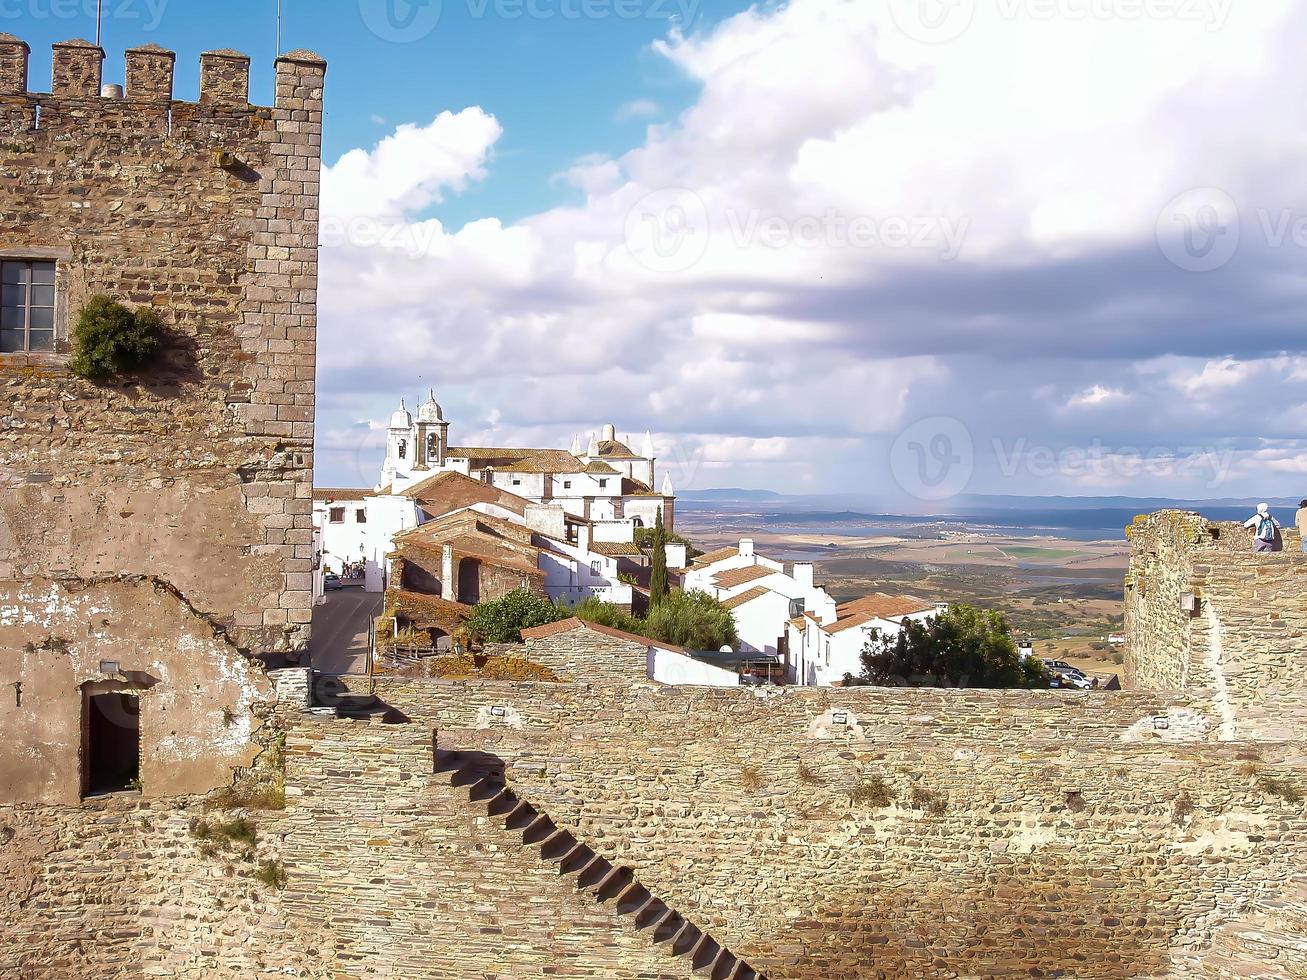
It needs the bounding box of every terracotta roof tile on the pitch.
[314,487,370,501]
[722,586,771,610]
[589,541,644,558]
[691,546,739,567]
[712,564,775,589]
[823,593,937,635]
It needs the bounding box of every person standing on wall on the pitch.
[1297,499,1307,554]
[1244,503,1283,553]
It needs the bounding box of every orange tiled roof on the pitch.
[712,565,775,589]
[401,470,533,517]
[692,546,739,567]
[314,487,370,501]
[589,541,644,558]
[823,594,937,635]
[388,589,473,630]
[596,439,641,460]
[722,586,771,611]
[498,450,586,474]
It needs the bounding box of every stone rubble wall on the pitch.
[2,674,1304,978]
[523,628,655,684]
[1126,511,1307,741]
[313,677,1304,979]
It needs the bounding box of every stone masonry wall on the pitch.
[2,675,1304,978]
[1126,511,1307,741]
[293,677,1306,979]
[0,36,324,803]
[0,35,324,657]
[523,624,654,683]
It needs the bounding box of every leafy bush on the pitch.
[644,588,738,651]
[858,604,1049,689]
[739,766,766,791]
[465,589,568,644]
[567,596,642,634]
[633,525,702,560]
[68,296,162,379]
[909,787,948,815]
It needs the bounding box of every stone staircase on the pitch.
[434,749,767,980]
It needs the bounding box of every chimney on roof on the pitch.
[601,422,616,442]
[793,562,814,590]
[570,433,581,455]
[586,432,599,458]
[740,538,754,559]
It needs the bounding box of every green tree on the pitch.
[644,589,738,651]
[649,509,669,608]
[465,589,567,644]
[854,604,1048,689]
[634,525,702,560]
[68,296,163,380]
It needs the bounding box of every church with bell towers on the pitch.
[377,389,676,532]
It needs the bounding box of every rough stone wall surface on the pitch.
[0,796,329,979]
[523,628,652,683]
[2,677,1305,978]
[0,577,274,804]
[338,678,1303,979]
[1126,511,1307,741]
[279,722,697,979]
[0,39,324,803]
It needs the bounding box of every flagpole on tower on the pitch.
[277,0,283,55]
[95,0,103,46]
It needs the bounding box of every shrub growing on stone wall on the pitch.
[68,296,162,380]
[467,589,568,644]
[850,774,896,808]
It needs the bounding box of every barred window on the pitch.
[1,260,56,354]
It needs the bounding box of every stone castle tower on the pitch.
[0,35,325,804]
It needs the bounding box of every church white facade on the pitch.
[377,390,674,530]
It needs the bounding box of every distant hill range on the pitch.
[676,490,1304,528]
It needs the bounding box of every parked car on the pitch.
[324,572,344,591]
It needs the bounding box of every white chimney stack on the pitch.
[739,538,754,559]
[794,562,815,590]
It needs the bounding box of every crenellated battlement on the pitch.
[0,33,324,122]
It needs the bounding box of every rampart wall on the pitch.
[3,674,1305,977]
[1126,511,1307,741]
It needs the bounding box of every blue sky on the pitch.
[9,1,1307,502]
[9,0,722,223]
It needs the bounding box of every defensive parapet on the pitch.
[0,37,326,803]
[1125,510,1307,740]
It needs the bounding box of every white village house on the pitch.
[686,538,945,687]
